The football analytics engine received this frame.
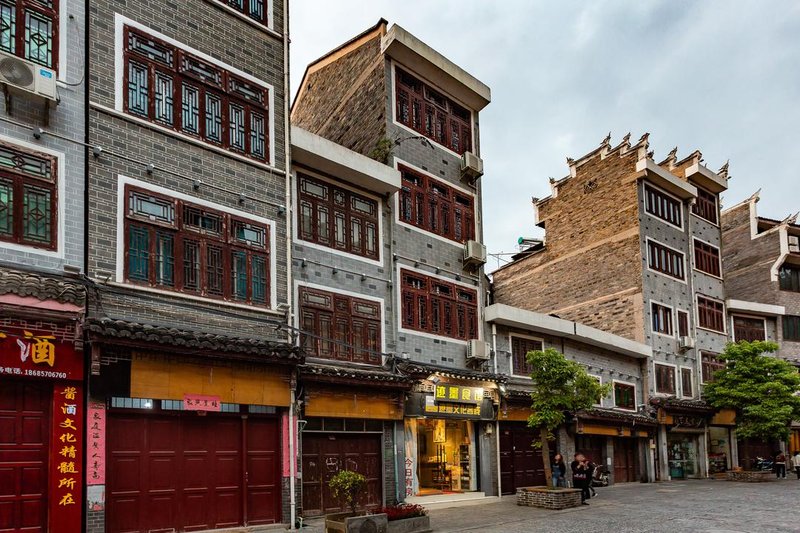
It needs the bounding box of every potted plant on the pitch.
[380,504,431,533]
[324,470,388,533]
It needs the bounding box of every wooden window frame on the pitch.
[398,165,475,244]
[779,265,800,292]
[0,140,58,250]
[394,67,473,155]
[510,335,543,376]
[123,184,270,306]
[299,286,381,365]
[297,172,379,261]
[400,269,478,341]
[781,315,800,342]
[677,310,690,338]
[613,381,636,411]
[651,301,674,336]
[692,187,718,225]
[654,363,676,395]
[680,367,693,398]
[701,351,724,383]
[647,239,685,281]
[212,0,269,27]
[732,315,766,343]
[693,238,721,277]
[644,183,682,228]
[122,25,270,163]
[0,0,59,71]
[697,295,725,333]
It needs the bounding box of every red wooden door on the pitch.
[107,412,280,532]
[613,438,637,483]
[499,424,547,495]
[301,433,381,516]
[0,379,50,533]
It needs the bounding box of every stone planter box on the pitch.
[325,512,388,533]
[516,486,582,510]
[387,515,432,533]
[726,470,775,482]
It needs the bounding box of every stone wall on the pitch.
[516,487,582,510]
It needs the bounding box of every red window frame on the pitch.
[123,185,271,306]
[654,364,676,395]
[732,316,765,342]
[693,239,721,277]
[297,172,379,260]
[644,184,682,227]
[395,67,473,154]
[399,165,475,244]
[400,269,478,341]
[0,140,57,250]
[0,0,59,71]
[614,382,635,410]
[680,367,693,398]
[697,295,724,333]
[299,286,381,365]
[701,351,724,383]
[511,336,542,376]
[122,25,270,162]
[651,302,673,336]
[692,188,718,224]
[213,0,269,27]
[647,240,684,280]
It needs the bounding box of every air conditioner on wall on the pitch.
[789,235,800,253]
[678,336,695,351]
[0,51,58,105]
[467,339,491,361]
[463,240,487,268]
[460,151,484,181]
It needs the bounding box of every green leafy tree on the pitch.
[527,348,612,488]
[704,341,800,467]
[329,470,367,514]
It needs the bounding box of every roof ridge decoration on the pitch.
[0,268,86,306]
[718,160,730,180]
[659,146,679,168]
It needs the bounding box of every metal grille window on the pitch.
[297,173,379,260]
[0,0,58,70]
[681,368,693,398]
[401,269,478,341]
[651,302,673,336]
[395,67,472,154]
[123,25,270,162]
[647,240,684,280]
[0,141,57,250]
[299,286,381,365]
[510,336,542,376]
[399,165,475,243]
[644,184,682,227]
[124,185,270,306]
[693,239,721,277]
[697,295,725,333]
[701,351,724,383]
[614,382,635,410]
[732,316,765,342]
[779,265,800,292]
[214,0,269,27]
[655,364,676,395]
[692,187,718,224]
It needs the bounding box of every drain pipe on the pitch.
[492,323,502,497]
[289,371,297,530]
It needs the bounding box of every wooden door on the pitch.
[613,438,637,483]
[499,424,547,495]
[0,379,50,533]
[244,418,280,525]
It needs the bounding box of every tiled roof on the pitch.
[0,268,85,306]
[396,360,507,383]
[578,407,658,426]
[86,317,301,362]
[301,361,413,388]
[649,396,714,414]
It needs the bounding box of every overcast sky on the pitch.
[290,1,800,270]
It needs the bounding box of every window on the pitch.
[651,302,673,336]
[783,315,800,342]
[779,265,800,292]
[701,351,724,383]
[297,173,379,260]
[697,295,725,332]
[733,316,765,342]
[692,188,718,224]
[123,26,270,162]
[401,269,478,341]
[399,165,475,243]
[644,184,682,227]
[654,364,676,395]
[0,0,58,70]
[0,141,57,250]
[511,336,542,376]
[124,185,270,306]
[213,0,269,27]
[677,310,689,337]
[299,287,381,365]
[693,239,721,277]
[680,368,693,398]
[614,382,635,410]
[647,240,684,280]
[395,68,472,154]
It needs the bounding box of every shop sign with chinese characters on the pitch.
[0,324,83,380]
[87,401,106,487]
[433,384,484,405]
[49,384,84,533]
[183,393,222,412]
[405,392,495,420]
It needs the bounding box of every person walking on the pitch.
[571,453,591,505]
[792,451,800,480]
[774,450,786,479]
[551,453,566,488]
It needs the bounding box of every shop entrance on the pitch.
[708,427,731,474]
[613,438,638,483]
[667,434,699,479]
[499,423,547,495]
[415,419,475,495]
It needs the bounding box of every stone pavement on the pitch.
[299,478,800,532]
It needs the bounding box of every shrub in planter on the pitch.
[330,470,367,515]
[379,504,428,521]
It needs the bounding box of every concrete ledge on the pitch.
[726,471,775,483]
[516,487,582,510]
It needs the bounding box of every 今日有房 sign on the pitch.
[183,394,222,412]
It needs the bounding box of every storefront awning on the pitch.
[649,397,714,415]
[397,360,507,384]
[300,361,413,389]
[577,407,658,427]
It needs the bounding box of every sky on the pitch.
[289,1,800,271]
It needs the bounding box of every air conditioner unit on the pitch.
[463,239,487,268]
[467,339,490,361]
[789,235,800,253]
[678,336,695,351]
[0,51,58,103]
[460,151,484,181]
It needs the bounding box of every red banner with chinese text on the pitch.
[0,321,83,381]
[49,383,84,533]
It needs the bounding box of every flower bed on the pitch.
[516,486,582,510]
[726,470,775,482]
[380,505,431,533]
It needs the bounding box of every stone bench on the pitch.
[726,470,775,482]
[516,486,583,510]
